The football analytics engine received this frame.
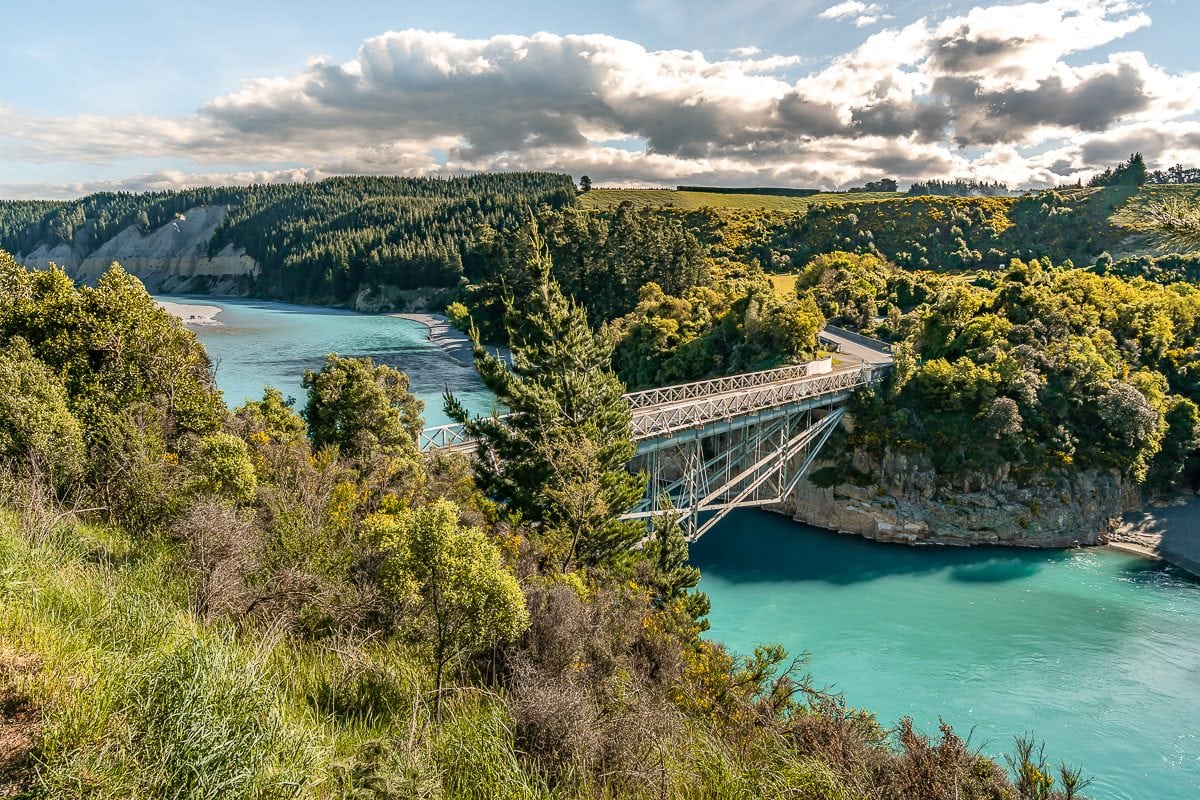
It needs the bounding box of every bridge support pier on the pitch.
[624,404,846,541]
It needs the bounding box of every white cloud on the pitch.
[1,0,1197,197]
[818,1,886,26]
[819,1,882,21]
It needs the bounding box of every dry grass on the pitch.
[768,273,799,296]
[0,647,42,798]
[578,188,900,212]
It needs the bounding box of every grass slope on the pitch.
[0,512,850,800]
[0,513,548,799]
[578,188,899,212]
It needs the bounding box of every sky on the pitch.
[1,0,1198,198]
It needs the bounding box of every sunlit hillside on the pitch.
[577,188,900,212]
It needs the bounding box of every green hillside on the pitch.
[0,252,1093,799]
[0,173,577,304]
[1,177,1196,315]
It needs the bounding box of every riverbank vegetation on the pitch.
[802,252,1200,493]
[0,249,1092,798]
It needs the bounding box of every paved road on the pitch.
[819,326,895,366]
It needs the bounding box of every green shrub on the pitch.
[0,338,85,486]
[445,301,471,331]
[188,432,258,505]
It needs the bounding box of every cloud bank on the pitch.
[2,0,1199,198]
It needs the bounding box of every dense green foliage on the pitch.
[0,338,86,485]
[1087,153,1148,188]
[792,253,1200,492]
[302,353,424,463]
[464,204,710,334]
[610,278,824,389]
[1147,164,1200,184]
[1105,252,1200,283]
[907,179,1010,197]
[0,257,1092,799]
[754,190,1133,272]
[369,499,529,718]
[460,205,825,388]
[0,253,223,434]
[0,174,576,303]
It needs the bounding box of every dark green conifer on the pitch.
[447,224,645,571]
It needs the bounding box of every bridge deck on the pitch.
[419,327,893,454]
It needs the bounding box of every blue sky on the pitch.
[2,0,1198,197]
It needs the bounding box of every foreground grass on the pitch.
[0,513,856,800]
[0,514,547,799]
[578,188,899,212]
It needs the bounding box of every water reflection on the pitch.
[691,511,1062,586]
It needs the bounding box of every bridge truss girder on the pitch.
[623,405,846,541]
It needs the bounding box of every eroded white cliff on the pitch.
[17,206,259,294]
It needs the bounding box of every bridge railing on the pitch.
[420,363,890,452]
[624,361,817,410]
[630,365,872,440]
[419,422,473,451]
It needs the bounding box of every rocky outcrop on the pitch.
[17,206,258,294]
[782,447,1141,547]
[352,284,457,313]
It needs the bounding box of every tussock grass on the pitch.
[0,516,316,799]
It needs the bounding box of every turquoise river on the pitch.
[165,296,1200,799]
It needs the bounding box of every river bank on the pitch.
[392,312,513,369]
[157,299,225,327]
[1110,497,1200,578]
[390,312,475,366]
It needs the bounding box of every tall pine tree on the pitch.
[446,223,645,571]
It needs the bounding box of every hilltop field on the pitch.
[577,187,900,212]
[578,183,1200,217]
[580,183,1200,268]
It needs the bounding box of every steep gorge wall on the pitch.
[16,206,259,294]
[781,447,1141,547]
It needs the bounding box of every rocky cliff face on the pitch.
[17,206,259,294]
[782,447,1141,547]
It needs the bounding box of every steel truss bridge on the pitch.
[420,328,892,540]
